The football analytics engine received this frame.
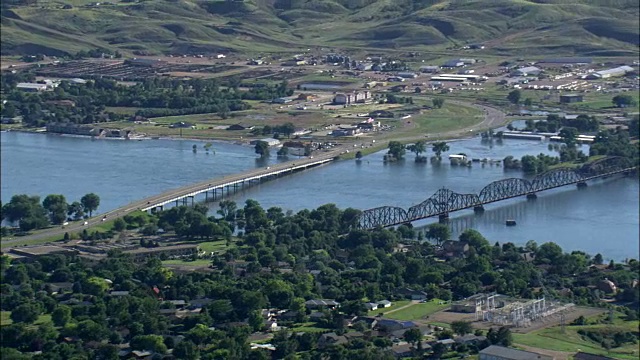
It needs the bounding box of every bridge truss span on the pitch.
[356,156,637,229]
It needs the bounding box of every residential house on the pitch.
[597,278,617,293]
[440,240,470,258]
[390,343,414,358]
[331,126,361,137]
[305,299,340,309]
[47,282,74,294]
[397,288,428,301]
[436,338,456,349]
[0,116,22,124]
[455,334,487,346]
[365,302,379,311]
[318,332,348,348]
[378,300,392,308]
[479,345,553,360]
[109,290,130,297]
[265,319,280,332]
[356,63,373,71]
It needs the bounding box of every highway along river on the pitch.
[2,131,638,260]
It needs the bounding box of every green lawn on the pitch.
[1,311,12,326]
[290,322,328,333]
[412,102,484,134]
[367,300,411,316]
[513,324,639,360]
[198,240,230,253]
[385,299,449,321]
[162,258,212,266]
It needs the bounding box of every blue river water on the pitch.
[1,131,638,261]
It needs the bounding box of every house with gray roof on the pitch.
[479,345,553,360]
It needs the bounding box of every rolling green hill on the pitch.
[1,0,638,56]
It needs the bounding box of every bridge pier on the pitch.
[577,181,587,189]
[526,193,537,200]
[473,205,485,213]
[438,214,449,223]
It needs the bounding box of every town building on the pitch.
[304,299,340,309]
[479,345,553,360]
[226,123,255,131]
[123,244,199,263]
[420,66,440,73]
[249,138,281,147]
[587,66,634,79]
[511,66,542,77]
[333,91,371,105]
[16,82,50,92]
[559,94,583,103]
[331,126,361,137]
[573,352,616,360]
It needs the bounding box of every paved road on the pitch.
[2,145,350,246]
[2,103,506,247]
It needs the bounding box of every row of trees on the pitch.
[1,193,99,230]
[387,141,450,161]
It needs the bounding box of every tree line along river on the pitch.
[1,131,638,261]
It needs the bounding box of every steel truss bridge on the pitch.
[357,156,637,229]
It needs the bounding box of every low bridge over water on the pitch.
[357,156,637,229]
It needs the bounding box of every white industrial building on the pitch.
[587,65,634,79]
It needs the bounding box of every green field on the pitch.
[513,314,640,360]
[367,300,411,316]
[0,312,52,327]
[384,299,449,321]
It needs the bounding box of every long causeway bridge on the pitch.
[357,156,638,229]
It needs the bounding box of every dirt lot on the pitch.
[426,306,607,334]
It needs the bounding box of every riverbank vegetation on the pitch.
[1,193,100,233]
[0,73,292,127]
[503,122,639,174]
[1,200,638,359]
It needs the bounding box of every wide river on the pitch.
[1,131,638,261]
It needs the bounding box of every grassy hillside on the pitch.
[1,0,638,56]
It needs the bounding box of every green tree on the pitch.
[451,321,473,335]
[426,223,450,245]
[113,218,126,231]
[51,305,72,327]
[42,194,68,224]
[254,141,270,157]
[10,303,40,324]
[432,142,450,158]
[404,327,422,347]
[173,340,199,360]
[248,310,265,332]
[67,201,85,220]
[507,89,521,104]
[387,141,406,159]
[432,98,445,109]
[130,335,168,354]
[2,194,49,230]
[524,98,533,106]
[612,94,637,108]
[559,127,578,147]
[277,146,289,156]
[407,140,427,160]
[80,193,100,217]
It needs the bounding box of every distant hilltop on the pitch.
[1,0,638,57]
